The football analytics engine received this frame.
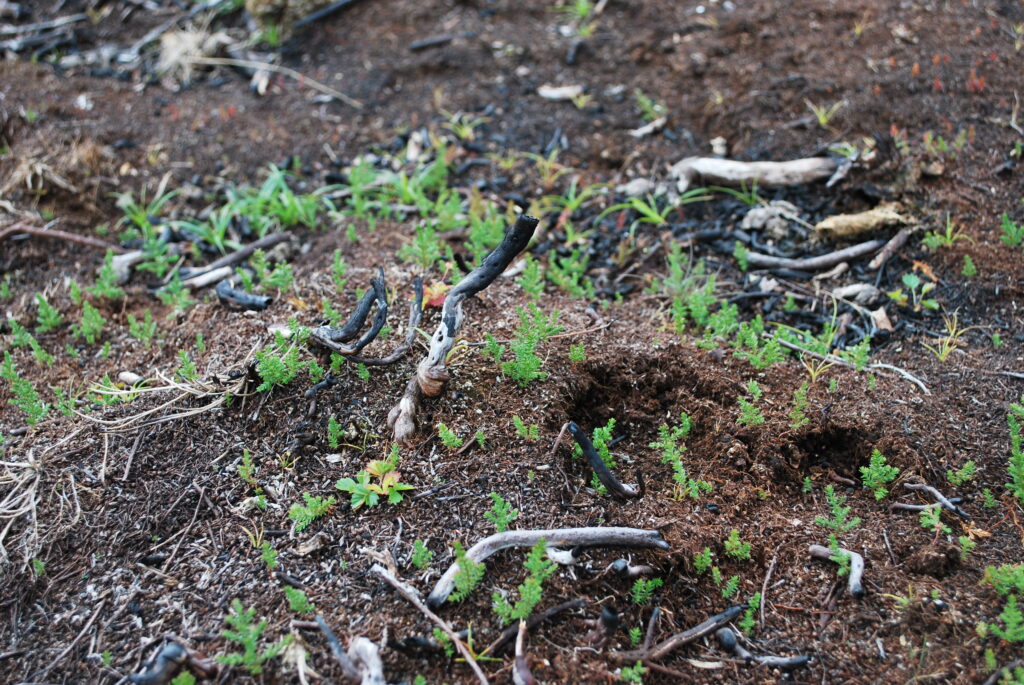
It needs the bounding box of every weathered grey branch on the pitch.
[348,277,423,365]
[180,231,293,282]
[311,268,389,355]
[389,215,538,444]
[671,156,837,193]
[215,280,272,310]
[904,482,969,519]
[745,239,885,271]
[428,527,669,609]
[368,564,489,685]
[568,421,640,499]
[612,605,742,662]
[347,637,385,685]
[809,544,864,598]
[868,226,916,270]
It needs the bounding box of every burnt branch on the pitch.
[180,231,293,281]
[428,526,668,609]
[745,238,886,271]
[485,598,586,656]
[809,544,865,599]
[389,215,538,444]
[568,421,640,499]
[315,615,361,683]
[612,604,742,662]
[903,482,969,519]
[215,280,272,311]
[311,268,390,355]
[714,627,810,672]
[348,277,423,365]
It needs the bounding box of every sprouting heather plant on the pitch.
[919,505,951,535]
[412,540,434,569]
[860,449,899,500]
[127,310,157,348]
[217,600,292,675]
[288,493,335,531]
[736,381,765,427]
[790,382,810,430]
[34,294,63,333]
[947,460,977,487]
[75,302,105,344]
[694,547,712,574]
[491,304,563,386]
[631,577,663,605]
[1009,399,1024,505]
[721,575,740,599]
[436,423,463,449]
[724,529,752,561]
[1,352,49,425]
[513,416,540,441]
[284,587,315,614]
[449,541,486,603]
[739,593,761,635]
[492,539,558,625]
[484,492,519,532]
[88,250,126,300]
[815,485,861,532]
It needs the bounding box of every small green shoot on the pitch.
[860,449,899,499]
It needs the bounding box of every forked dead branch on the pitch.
[388,214,539,444]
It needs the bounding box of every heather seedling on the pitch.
[739,593,761,635]
[790,382,810,430]
[732,240,749,270]
[1001,211,1024,247]
[87,250,126,300]
[474,430,486,448]
[631,577,663,605]
[259,542,277,570]
[74,302,105,344]
[34,294,63,332]
[1006,399,1024,504]
[513,416,540,441]
[217,599,291,675]
[947,460,977,487]
[1,353,49,425]
[288,493,335,531]
[721,575,740,599]
[433,627,454,658]
[736,381,765,427]
[828,534,852,576]
[127,310,157,348]
[634,88,667,122]
[484,492,519,532]
[518,255,544,299]
[284,587,315,614]
[923,214,972,250]
[724,529,751,561]
[983,488,999,508]
[959,536,976,561]
[962,255,977,277]
[436,423,463,449]
[860,449,899,499]
[569,343,587,363]
[546,248,594,298]
[815,485,861,532]
[176,351,198,382]
[412,540,434,569]
[449,541,486,602]
[327,416,343,449]
[489,304,562,386]
[620,661,647,684]
[650,412,710,500]
[803,477,813,493]
[492,539,558,624]
[919,505,951,535]
[694,547,712,574]
[628,626,642,646]
[711,566,723,587]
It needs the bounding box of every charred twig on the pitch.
[485,598,586,655]
[612,605,742,662]
[180,231,292,282]
[808,544,864,599]
[745,239,885,271]
[312,269,389,355]
[368,564,489,685]
[428,526,669,609]
[714,627,810,671]
[215,280,272,310]
[389,215,538,444]
[568,421,640,499]
[903,483,969,519]
[642,606,662,652]
[410,31,476,51]
[347,277,423,365]
[293,0,366,28]
[867,226,916,270]
[315,615,361,683]
[0,221,126,253]
[127,641,216,685]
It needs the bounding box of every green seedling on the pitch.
[860,449,899,499]
[492,539,557,624]
[484,492,519,532]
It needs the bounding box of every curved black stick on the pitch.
[613,605,742,662]
[128,642,188,685]
[344,268,388,355]
[389,215,538,443]
[714,627,810,672]
[568,421,640,500]
[348,277,424,366]
[215,280,272,311]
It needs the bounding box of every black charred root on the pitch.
[215,280,272,311]
[348,276,424,366]
[714,627,811,672]
[568,421,641,500]
[128,641,217,685]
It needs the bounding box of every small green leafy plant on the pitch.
[736,380,765,427]
[790,382,810,430]
[860,449,899,499]
[1001,211,1024,247]
[693,547,712,574]
[513,416,540,441]
[631,577,663,605]
[34,294,63,333]
[739,593,761,635]
[488,305,563,386]
[484,492,519,532]
[449,541,486,603]
[724,529,751,561]
[492,539,558,624]
[335,448,413,510]
[288,493,335,531]
[620,661,647,684]
[815,485,861,532]
[887,272,939,312]
[412,540,434,569]
[947,460,977,487]
[436,423,463,449]
[284,587,315,614]
[217,600,292,675]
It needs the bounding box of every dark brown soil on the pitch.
[2,1,1024,684]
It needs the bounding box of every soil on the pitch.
[2,0,1024,684]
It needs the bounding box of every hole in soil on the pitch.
[793,423,877,478]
